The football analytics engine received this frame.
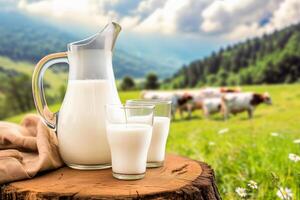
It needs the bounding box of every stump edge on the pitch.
[1,158,222,200]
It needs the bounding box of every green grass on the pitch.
[168,84,300,199]
[6,84,300,199]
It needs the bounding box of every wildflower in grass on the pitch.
[218,128,229,134]
[288,153,300,162]
[293,139,300,144]
[247,180,258,189]
[235,187,247,198]
[271,132,279,137]
[208,141,215,146]
[276,187,293,200]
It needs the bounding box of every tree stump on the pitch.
[1,154,221,200]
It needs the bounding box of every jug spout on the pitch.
[68,22,121,52]
[102,22,122,51]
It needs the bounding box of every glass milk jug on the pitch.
[32,22,122,170]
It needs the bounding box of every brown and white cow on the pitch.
[178,87,241,118]
[221,92,272,119]
[176,93,194,118]
[140,87,241,119]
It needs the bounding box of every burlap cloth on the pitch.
[0,114,63,184]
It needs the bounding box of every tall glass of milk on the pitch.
[126,100,171,168]
[105,104,154,180]
[32,22,122,170]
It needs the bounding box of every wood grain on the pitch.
[1,154,221,200]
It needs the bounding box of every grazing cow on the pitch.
[176,93,194,118]
[177,87,241,118]
[184,87,241,107]
[202,98,222,118]
[221,92,272,119]
[141,87,241,119]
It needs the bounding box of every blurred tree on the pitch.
[0,70,34,119]
[167,22,300,88]
[206,75,218,86]
[0,76,31,112]
[0,93,7,119]
[227,74,240,86]
[145,73,160,89]
[216,69,228,86]
[240,68,253,84]
[120,76,136,91]
[59,85,67,101]
[7,74,34,112]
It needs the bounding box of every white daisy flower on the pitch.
[276,187,293,200]
[247,180,258,189]
[288,153,300,162]
[218,128,229,134]
[208,141,216,146]
[293,139,300,144]
[271,132,279,137]
[235,187,247,198]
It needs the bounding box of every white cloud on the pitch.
[133,0,210,34]
[15,0,300,40]
[223,0,300,40]
[134,0,190,34]
[201,0,280,33]
[119,16,140,29]
[226,23,263,40]
[267,0,300,30]
[18,0,119,28]
[135,0,164,14]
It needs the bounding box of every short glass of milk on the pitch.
[105,104,154,180]
[126,100,171,168]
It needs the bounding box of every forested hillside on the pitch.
[0,12,76,62]
[0,11,170,78]
[0,56,68,119]
[167,23,300,88]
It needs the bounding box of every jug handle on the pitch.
[32,52,68,130]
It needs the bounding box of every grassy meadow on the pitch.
[6,84,300,199]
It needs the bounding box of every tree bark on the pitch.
[1,154,221,200]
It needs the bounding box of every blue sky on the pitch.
[1,0,300,66]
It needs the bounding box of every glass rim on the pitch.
[105,103,155,110]
[126,99,172,105]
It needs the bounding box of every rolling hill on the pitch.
[0,11,172,78]
[166,23,300,88]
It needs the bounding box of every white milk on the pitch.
[57,79,120,165]
[147,116,171,162]
[106,124,152,174]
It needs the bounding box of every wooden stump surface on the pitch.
[1,154,221,200]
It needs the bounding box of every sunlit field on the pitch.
[6,84,300,199]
